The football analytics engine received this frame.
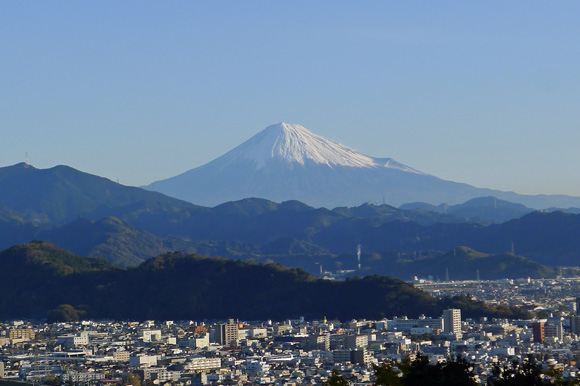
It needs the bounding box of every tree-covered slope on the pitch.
[41,217,168,267]
[0,241,118,318]
[377,246,557,281]
[0,242,528,321]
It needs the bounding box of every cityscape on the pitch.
[3,276,580,385]
[3,2,580,386]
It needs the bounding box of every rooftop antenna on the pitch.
[357,244,361,270]
[25,152,29,168]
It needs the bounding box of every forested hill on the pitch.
[0,241,529,322]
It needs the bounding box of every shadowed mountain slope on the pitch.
[0,163,196,224]
[0,242,529,321]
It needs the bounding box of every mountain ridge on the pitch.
[400,197,534,223]
[1,161,580,274]
[0,162,197,224]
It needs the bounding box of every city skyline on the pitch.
[2,2,580,197]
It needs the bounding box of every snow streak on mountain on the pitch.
[218,122,423,173]
[145,123,579,209]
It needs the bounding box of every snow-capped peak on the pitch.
[215,122,424,173]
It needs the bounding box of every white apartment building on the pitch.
[443,309,462,334]
[129,354,158,368]
[185,356,221,371]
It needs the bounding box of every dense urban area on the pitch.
[3,277,580,386]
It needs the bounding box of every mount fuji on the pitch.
[145,123,580,209]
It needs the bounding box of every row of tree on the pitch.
[326,354,580,386]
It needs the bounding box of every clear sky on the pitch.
[1,1,579,197]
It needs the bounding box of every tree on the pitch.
[487,359,547,386]
[326,369,350,386]
[543,366,580,386]
[437,355,478,386]
[46,304,86,323]
[374,354,477,386]
[126,373,142,386]
[43,375,62,386]
[402,353,439,385]
[374,362,402,386]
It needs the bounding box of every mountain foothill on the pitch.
[0,240,529,322]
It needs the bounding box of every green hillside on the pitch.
[0,242,528,322]
[380,246,556,281]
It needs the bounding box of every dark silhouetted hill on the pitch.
[0,242,529,321]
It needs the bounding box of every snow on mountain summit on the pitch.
[145,122,580,208]
[217,122,424,173]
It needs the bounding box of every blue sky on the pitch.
[2,1,579,198]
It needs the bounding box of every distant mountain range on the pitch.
[0,162,195,224]
[145,122,580,209]
[0,241,529,321]
[1,161,579,279]
[400,197,534,223]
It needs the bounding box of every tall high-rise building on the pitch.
[532,322,545,343]
[345,334,368,350]
[443,309,461,334]
[216,319,239,347]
